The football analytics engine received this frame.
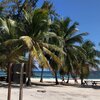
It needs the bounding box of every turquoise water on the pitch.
[32,71,100,79]
[0,70,100,79]
[32,71,60,78]
[0,70,7,77]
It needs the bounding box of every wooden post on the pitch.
[26,52,32,86]
[19,63,24,100]
[7,63,12,100]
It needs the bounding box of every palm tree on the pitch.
[49,54,60,84]
[50,17,88,83]
[0,0,38,18]
[79,40,100,84]
[0,4,63,86]
[20,6,64,85]
[0,17,32,100]
[0,17,21,81]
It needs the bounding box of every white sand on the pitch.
[0,78,100,100]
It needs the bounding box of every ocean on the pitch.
[32,71,100,79]
[0,70,7,77]
[32,71,59,78]
[0,70,100,79]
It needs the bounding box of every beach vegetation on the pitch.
[0,0,100,86]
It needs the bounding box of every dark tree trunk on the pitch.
[62,75,65,82]
[6,65,9,83]
[54,71,59,85]
[74,78,78,83]
[26,52,32,86]
[40,67,44,82]
[80,66,84,85]
[26,78,31,86]
[7,63,12,100]
[80,76,84,85]
[66,72,70,83]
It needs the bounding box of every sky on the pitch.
[37,0,100,50]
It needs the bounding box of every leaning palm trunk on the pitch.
[61,75,65,82]
[80,66,84,85]
[54,71,59,85]
[6,65,9,83]
[26,52,32,86]
[40,67,44,82]
[66,72,70,83]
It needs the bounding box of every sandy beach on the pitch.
[0,78,100,100]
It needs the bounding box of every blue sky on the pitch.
[37,0,100,50]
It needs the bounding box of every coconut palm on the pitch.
[19,6,65,85]
[0,7,63,83]
[0,17,34,100]
[0,0,38,18]
[50,17,88,83]
[78,40,100,84]
[0,17,21,82]
[0,0,64,86]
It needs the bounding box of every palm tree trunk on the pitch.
[40,67,44,82]
[26,52,32,86]
[66,72,70,83]
[80,66,84,85]
[74,78,78,83]
[6,63,10,83]
[54,71,59,85]
[6,65,9,83]
[7,63,12,100]
[62,75,65,82]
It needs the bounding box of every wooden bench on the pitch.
[84,79,100,86]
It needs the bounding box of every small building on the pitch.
[11,64,26,84]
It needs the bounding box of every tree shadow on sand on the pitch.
[0,81,100,90]
[60,82,100,89]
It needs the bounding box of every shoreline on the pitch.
[31,77,100,83]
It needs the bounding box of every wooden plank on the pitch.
[19,63,24,100]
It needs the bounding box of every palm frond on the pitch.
[65,32,88,44]
[23,10,32,24]
[8,45,24,60]
[43,47,62,66]
[64,22,79,39]
[62,17,71,29]
[20,36,33,51]
[36,43,50,68]
[42,43,66,55]
[41,32,63,42]
[0,18,9,33]
[3,39,19,46]
[31,45,39,60]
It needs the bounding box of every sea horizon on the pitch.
[1,70,100,79]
